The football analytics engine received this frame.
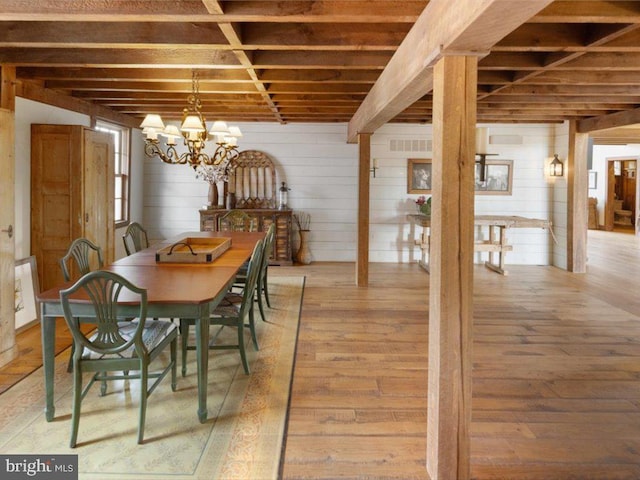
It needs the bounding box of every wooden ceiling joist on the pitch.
[3,0,640,129]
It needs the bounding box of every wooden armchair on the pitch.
[59,237,105,372]
[122,222,149,255]
[60,270,178,447]
[180,239,264,375]
[234,224,275,321]
[60,237,104,282]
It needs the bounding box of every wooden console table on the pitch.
[407,214,554,275]
[200,208,293,265]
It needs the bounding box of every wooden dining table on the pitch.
[36,230,264,424]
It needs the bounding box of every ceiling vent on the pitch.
[390,138,430,153]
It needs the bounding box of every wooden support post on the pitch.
[356,133,371,286]
[567,120,589,273]
[1,65,16,111]
[0,107,16,368]
[427,55,476,480]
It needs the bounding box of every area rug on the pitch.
[0,276,305,480]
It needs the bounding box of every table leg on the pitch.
[41,308,56,422]
[418,226,431,273]
[195,307,210,423]
[488,225,495,266]
[499,226,507,272]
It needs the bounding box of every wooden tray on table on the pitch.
[155,237,231,263]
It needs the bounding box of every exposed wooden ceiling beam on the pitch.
[531,1,640,23]
[477,22,640,102]
[591,127,640,144]
[577,106,640,133]
[0,0,427,22]
[16,79,139,127]
[347,0,554,142]
[0,47,242,66]
[208,4,284,124]
[3,0,640,127]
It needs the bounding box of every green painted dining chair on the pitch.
[60,237,104,282]
[180,238,264,376]
[122,222,149,256]
[234,223,275,322]
[60,237,105,372]
[122,222,173,323]
[60,270,178,447]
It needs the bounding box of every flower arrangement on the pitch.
[415,195,431,215]
[194,163,229,184]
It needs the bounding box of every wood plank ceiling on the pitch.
[2,0,640,128]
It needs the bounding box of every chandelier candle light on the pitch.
[140,72,242,169]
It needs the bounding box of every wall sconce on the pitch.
[549,154,564,177]
[370,159,378,178]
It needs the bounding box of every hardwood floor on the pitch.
[0,318,80,394]
[277,229,640,480]
[2,229,640,479]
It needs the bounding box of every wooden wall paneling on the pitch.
[0,108,16,367]
[567,120,589,273]
[146,121,557,265]
[356,133,371,286]
[427,55,476,480]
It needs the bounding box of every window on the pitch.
[95,121,130,226]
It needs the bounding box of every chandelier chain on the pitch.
[140,70,242,171]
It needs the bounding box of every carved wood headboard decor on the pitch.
[227,150,277,209]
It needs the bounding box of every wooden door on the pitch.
[605,160,615,231]
[31,125,83,290]
[31,125,114,291]
[0,109,16,366]
[83,130,115,264]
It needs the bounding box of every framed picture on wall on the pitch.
[15,256,39,331]
[475,159,513,195]
[407,158,432,194]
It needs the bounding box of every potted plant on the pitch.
[415,195,431,216]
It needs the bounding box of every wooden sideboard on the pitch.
[199,208,293,265]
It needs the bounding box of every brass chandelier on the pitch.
[140,72,242,169]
